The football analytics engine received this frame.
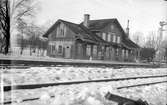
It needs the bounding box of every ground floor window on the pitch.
[122,49,125,57]
[58,45,63,54]
[98,51,102,59]
[126,50,128,57]
[49,44,56,55]
[93,45,97,57]
[106,47,110,58]
[77,43,82,56]
[86,45,91,56]
[116,48,119,56]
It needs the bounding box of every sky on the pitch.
[35,0,167,39]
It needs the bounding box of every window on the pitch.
[96,32,100,37]
[111,25,114,30]
[49,44,55,54]
[117,36,120,43]
[116,48,119,56]
[126,50,128,57]
[60,29,64,36]
[93,45,97,57]
[102,33,106,40]
[57,23,66,37]
[58,45,63,54]
[107,33,111,42]
[86,45,91,56]
[113,35,116,43]
[106,47,110,57]
[56,27,60,36]
[122,49,125,57]
[52,45,55,52]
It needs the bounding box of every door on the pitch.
[65,46,71,58]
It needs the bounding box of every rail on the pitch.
[4,74,167,91]
[3,80,167,105]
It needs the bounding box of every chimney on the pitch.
[83,14,90,28]
[126,20,130,38]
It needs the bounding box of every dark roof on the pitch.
[44,18,140,49]
[87,19,117,30]
[81,18,140,49]
[43,19,107,44]
[122,38,140,49]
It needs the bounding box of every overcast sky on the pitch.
[35,0,167,38]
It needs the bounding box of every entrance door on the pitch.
[65,46,71,58]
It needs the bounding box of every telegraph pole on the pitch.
[159,21,167,63]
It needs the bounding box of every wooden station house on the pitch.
[43,14,140,62]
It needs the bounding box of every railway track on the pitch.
[2,74,167,105]
[4,74,167,91]
[2,80,167,105]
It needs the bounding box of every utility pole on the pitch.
[166,48,167,63]
[159,21,167,63]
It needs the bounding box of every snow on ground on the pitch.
[5,82,167,105]
[2,67,167,85]
[1,67,167,105]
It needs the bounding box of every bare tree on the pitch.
[132,31,144,46]
[21,23,47,56]
[11,0,39,32]
[17,34,28,55]
[144,31,161,51]
[144,31,164,61]
[0,0,39,54]
[0,0,10,54]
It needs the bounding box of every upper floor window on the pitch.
[102,33,106,40]
[56,27,60,36]
[113,35,116,43]
[57,23,66,37]
[111,25,114,30]
[107,33,111,42]
[117,36,121,43]
[96,32,100,37]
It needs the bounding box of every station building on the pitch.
[43,14,140,62]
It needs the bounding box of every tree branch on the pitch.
[15,7,34,19]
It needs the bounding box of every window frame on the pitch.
[113,34,116,43]
[111,25,114,30]
[107,33,111,42]
[117,36,121,43]
[58,45,63,54]
[102,33,106,41]
[86,45,91,56]
[57,23,66,37]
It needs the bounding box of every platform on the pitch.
[0,54,156,67]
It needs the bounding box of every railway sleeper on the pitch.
[105,92,149,105]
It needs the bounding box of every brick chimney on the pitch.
[83,14,90,28]
[126,20,130,38]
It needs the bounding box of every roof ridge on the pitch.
[89,18,117,21]
[59,19,79,25]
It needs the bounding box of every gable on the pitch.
[44,20,77,41]
[44,19,106,44]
